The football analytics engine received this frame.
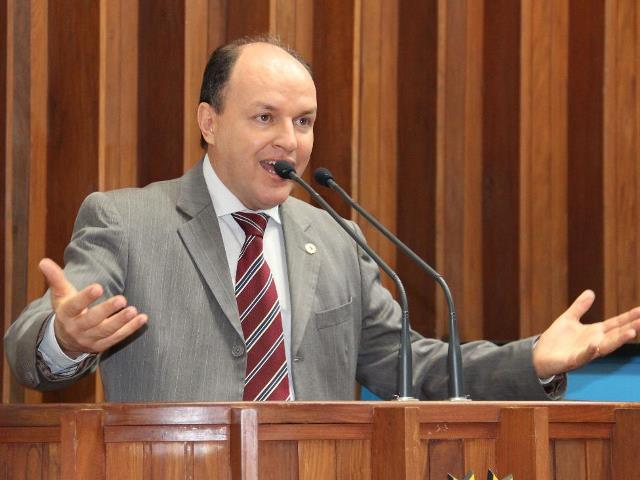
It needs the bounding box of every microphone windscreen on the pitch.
[274,160,296,179]
[313,167,334,187]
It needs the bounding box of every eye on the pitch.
[295,116,313,127]
[256,113,272,123]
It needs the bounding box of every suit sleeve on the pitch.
[351,223,565,401]
[4,192,128,391]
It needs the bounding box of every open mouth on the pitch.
[260,160,291,176]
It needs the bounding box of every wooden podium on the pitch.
[1,401,639,479]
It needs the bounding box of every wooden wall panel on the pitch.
[397,0,438,337]
[604,0,640,319]
[42,0,101,404]
[482,0,521,342]
[310,0,355,219]
[0,0,6,410]
[3,0,640,404]
[137,0,185,186]
[100,0,138,190]
[436,0,485,339]
[356,0,398,271]
[519,0,569,337]
[226,0,269,40]
[567,0,606,324]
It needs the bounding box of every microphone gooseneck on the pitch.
[313,166,468,401]
[274,161,415,401]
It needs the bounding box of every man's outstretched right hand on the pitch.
[39,258,148,358]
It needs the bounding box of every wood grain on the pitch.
[258,440,297,480]
[397,0,438,337]
[519,0,569,337]
[428,440,464,480]
[496,407,549,480]
[106,443,143,480]
[298,439,336,479]
[336,439,370,480]
[194,442,231,480]
[567,0,605,324]
[612,408,640,478]
[138,0,185,186]
[0,0,6,406]
[554,440,587,479]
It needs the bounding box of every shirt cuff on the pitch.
[37,314,90,376]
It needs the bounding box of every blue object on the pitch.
[565,352,640,401]
[360,346,640,401]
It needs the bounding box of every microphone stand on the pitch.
[315,168,468,401]
[274,161,416,401]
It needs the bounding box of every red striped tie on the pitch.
[232,212,291,401]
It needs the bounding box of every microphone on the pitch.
[314,167,467,401]
[274,161,416,401]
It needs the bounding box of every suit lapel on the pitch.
[175,163,243,338]
[281,200,321,355]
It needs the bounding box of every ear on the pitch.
[197,102,217,146]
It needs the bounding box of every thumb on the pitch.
[565,289,596,320]
[39,258,76,300]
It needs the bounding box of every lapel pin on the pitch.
[305,243,317,254]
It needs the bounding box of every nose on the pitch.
[273,120,298,152]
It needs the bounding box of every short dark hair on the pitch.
[198,34,313,148]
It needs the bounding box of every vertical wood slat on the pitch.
[60,410,105,480]
[396,0,438,337]
[356,0,398,279]
[183,0,209,173]
[336,439,371,480]
[137,0,185,186]
[568,0,605,324]
[297,440,336,479]
[435,0,485,339]
[519,0,569,337]
[604,0,640,319]
[106,443,143,480]
[99,0,138,191]
[0,0,7,406]
[194,442,231,480]
[43,0,101,404]
[428,440,463,480]
[371,406,421,480]
[482,0,521,341]
[612,408,640,478]
[496,407,549,480]
[463,438,495,478]
[310,0,355,217]
[258,441,297,480]
[586,440,610,480]
[230,408,258,480]
[554,440,587,479]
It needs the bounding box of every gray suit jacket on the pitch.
[5,161,556,401]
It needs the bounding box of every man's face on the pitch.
[206,43,317,210]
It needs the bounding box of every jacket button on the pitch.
[231,344,245,357]
[293,354,303,363]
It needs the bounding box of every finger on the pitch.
[565,290,596,320]
[57,284,104,319]
[601,322,640,354]
[93,314,148,352]
[78,295,128,330]
[39,258,76,299]
[602,306,640,333]
[87,305,138,337]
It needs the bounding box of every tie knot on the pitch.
[232,212,269,238]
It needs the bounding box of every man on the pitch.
[5,36,640,401]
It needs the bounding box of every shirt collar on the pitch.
[202,154,281,224]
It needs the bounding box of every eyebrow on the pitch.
[252,103,317,116]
